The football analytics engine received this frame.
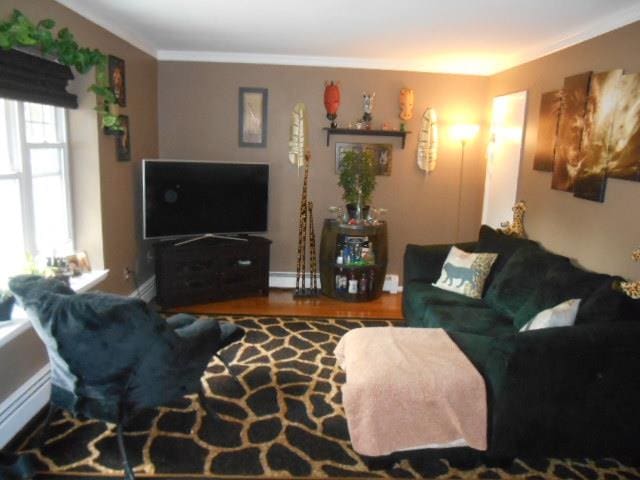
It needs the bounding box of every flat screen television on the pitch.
[143,159,269,239]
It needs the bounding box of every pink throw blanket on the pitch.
[334,327,487,456]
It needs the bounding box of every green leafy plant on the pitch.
[338,150,377,206]
[0,9,122,130]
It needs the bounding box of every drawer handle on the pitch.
[237,259,252,267]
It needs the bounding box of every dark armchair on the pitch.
[5,275,244,479]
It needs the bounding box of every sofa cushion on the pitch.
[512,259,616,329]
[474,225,539,291]
[484,246,570,320]
[448,331,516,405]
[420,304,516,337]
[433,247,497,299]
[404,282,487,325]
[577,277,640,324]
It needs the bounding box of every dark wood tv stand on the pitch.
[154,235,271,308]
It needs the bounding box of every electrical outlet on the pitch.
[124,267,133,280]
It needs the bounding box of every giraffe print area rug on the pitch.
[14,315,640,479]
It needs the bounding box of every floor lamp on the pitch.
[451,124,480,241]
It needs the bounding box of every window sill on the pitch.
[0,269,109,348]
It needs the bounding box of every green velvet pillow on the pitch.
[474,225,539,293]
[484,246,570,321]
[577,277,639,324]
[512,260,615,329]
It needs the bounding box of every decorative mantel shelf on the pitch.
[322,128,412,148]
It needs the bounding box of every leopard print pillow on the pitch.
[433,246,498,299]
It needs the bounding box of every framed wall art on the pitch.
[336,142,392,176]
[239,87,268,147]
[115,115,130,161]
[108,55,126,107]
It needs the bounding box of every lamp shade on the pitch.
[451,124,480,143]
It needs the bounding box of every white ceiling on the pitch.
[56,0,640,76]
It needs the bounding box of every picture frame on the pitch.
[115,115,131,161]
[335,142,392,176]
[108,55,126,107]
[239,87,268,147]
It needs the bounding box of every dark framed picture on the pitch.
[115,115,130,161]
[108,55,126,107]
[239,87,268,147]
[335,142,392,176]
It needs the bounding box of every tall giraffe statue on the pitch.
[295,152,319,297]
[498,201,527,238]
[620,248,640,299]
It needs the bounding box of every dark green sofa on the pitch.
[402,225,640,460]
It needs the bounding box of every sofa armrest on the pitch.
[490,322,640,458]
[404,242,477,284]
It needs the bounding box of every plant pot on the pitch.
[346,204,370,220]
[0,295,15,321]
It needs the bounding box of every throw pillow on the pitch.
[519,298,581,332]
[484,245,570,320]
[512,259,613,329]
[474,225,539,293]
[433,246,497,299]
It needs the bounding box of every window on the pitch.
[0,98,73,285]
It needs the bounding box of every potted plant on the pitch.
[338,150,377,220]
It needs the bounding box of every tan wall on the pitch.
[159,63,489,281]
[489,21,640,279]
[0,328,47,403]
[1,0,159,294]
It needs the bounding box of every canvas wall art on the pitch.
[573,69,623,202]
[532,66,640,204]
[551,72,591,192]
[533,90,561,172]
[238,87,268,147]
[336,142,392,176]
[607,72,640,182]
[108,55,126,107]
[115,115,130,161]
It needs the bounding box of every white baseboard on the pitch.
[269,271,320,289]
[269,271,402,293]
[129,275,156,303]
[135,272,400,300]
[0,365,51,449]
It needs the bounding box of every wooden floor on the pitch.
[169,288,404,320]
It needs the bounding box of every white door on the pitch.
[481,91,528,228]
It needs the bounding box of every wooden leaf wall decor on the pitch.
[551,72,592,192]
[534,67,640,203]
[533,91,562,172]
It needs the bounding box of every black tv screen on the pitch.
[143,159,268,239]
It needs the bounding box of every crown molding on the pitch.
[498,1,640,74]
[54,0,157,58]
[156,50,492,75]
[56,0,640,76]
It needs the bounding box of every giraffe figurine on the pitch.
[307,201,319,294]
[498,201,527,238]
[294,152,319,297]
[620,248,640,299]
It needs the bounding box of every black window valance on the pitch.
[0,48,78,109]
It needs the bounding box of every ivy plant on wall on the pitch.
[0,9,122,130]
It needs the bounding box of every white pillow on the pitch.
[433,246,497,299]
[519,298,581,332]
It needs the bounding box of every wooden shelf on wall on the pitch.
[322,128,411,148]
